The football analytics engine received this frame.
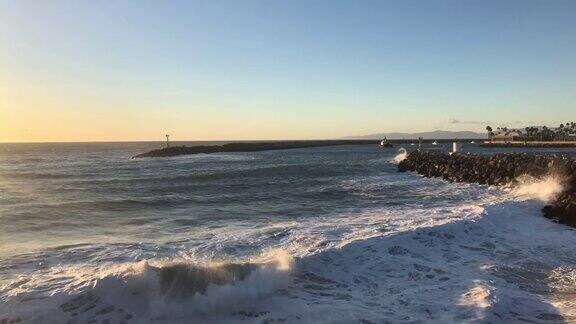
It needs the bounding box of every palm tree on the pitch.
[558,124,565,141]
[525,127,532,141]
[485,126,493,141]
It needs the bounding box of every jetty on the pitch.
[480,141,576,148]
[134,140,380,158]
[398,150,576,227]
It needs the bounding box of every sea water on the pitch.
[1,142,576,323]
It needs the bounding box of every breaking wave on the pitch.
[1,250,294,323]
[3,144,576,323]
[509,174,564,202]
[393,147,408,164]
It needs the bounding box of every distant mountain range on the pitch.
[346,130,486,140]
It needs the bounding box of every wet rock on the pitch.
[398,150,576,227]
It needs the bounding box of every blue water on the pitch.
[0,142,403,257]
[1,142,576,323]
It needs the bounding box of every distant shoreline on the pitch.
[480,141,576,148]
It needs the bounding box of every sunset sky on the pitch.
[1,0,575,142]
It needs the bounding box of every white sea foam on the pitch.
[1,250,294,323]
[393,147,408,164]
[458,281,496,309]
[3,177,576,323]
[509,174,564,202]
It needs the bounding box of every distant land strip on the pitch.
[480,141,576,148]
[134,140,381,158]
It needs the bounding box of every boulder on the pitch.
[398,150,576,227]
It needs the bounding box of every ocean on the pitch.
[1,142,576,323]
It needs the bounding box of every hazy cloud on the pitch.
[447,117,487,125]
[445,118,538,131]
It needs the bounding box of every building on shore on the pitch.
[490,129,523,142]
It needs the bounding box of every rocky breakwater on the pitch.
[134,140,379,158]
[397,150,576,226]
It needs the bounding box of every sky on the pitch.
[1,0,575,142]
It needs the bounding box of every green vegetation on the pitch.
[485,123,576,141]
